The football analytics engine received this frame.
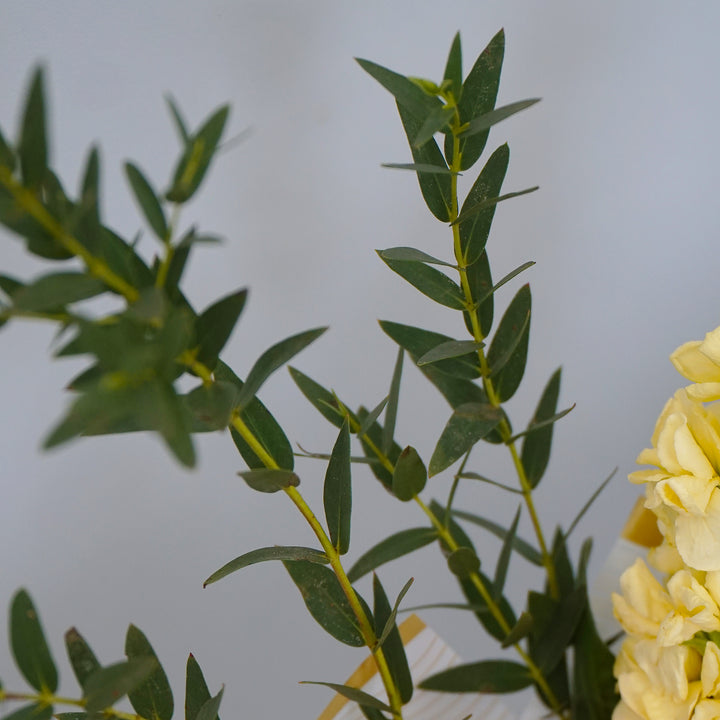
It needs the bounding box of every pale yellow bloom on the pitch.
[671,326,720,401]
[701,642,720,698]
[693,700,720,720]
[659,571,720,645]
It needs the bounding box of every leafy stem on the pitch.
[0,689,148,720]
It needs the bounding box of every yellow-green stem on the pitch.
[0,690,145,720]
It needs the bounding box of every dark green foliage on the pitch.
[238,468,300,493]
[300,682,392,714]
[420,660,532,693]
[65,627,101,688]
[392,446,427,501]
[194,289,248,371]
[324,419,352,554]
[125,625,174,720]
[18,68,48,189]
[185,654,219,720]
[125,162,168,241]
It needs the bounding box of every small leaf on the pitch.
[195,289,248,371]
[84,658,157,714]
[565,469,617,540]
[417,340,483,366]
[501,612,534,648]
[377,246,456,268]
[452,186,539,228]
[429,402,503,476]
[447,547,480,578]
[10,589,58,693]
[204,546,329,587]
[357,396,388,438]
[474,261,535,307]
[165,95,190,144]
[442,32,462,99]
[194,687,223,720]
[487,309,530,379]
[18,67,48,188]
[509,404,574,442]
[380,163,457,176]
[125,625,173,720]
[12,272,107,311]
[65,627,101,688]
[463,251,493,338]
[324,419,352,554]
[493,507,521,600]
[347,527,437,582]
[299,682,392,713]
[283,561,366,646]
[376,577,414,650]
[459,98,541,138]
[392,446,427,501]
[238,469,299,493]
[1,704,53,720]
[419,660,532,693]
[184,381,237,431]
[0,126,15,169]
[125,162,168,241]
[382,348,403,455]
[412,106,455,148]
[236,327,327,410]
[185,654,219,720]
[288,367,353,429]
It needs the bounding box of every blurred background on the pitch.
[2,2,719,717]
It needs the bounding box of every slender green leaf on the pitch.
[452,186,539,228]
[493,507,521,600]
[84,658,157,714]
[288,366,353,428]
[299,682,392,713]
[417,340,483,366]
[165,95,189,144]
[457,472,523,494]
[239,468,299,493]
[501,612,534,648]
[429,403,503,476]
[204,546,328,587]
[382,348,403,455]
[377,246,456,267]
[474,261,535,307]
[0,126,15,169]
[380,163,457,176]
[521,368,561,489]
[74,146,102,254]
[184,381,237,431]
[324,419,352,554]
[18,67,47,188]
[195,289,248,371]
[359,707,389,720]
[551,528,575,596]
[347,527,437,582]
[447,547,480,578]
[392,446,426,501]
[509,404,574,442]
[463,250,493,338]
[10,589,58,693]
[356,406,403,491]
[125,625,173,720]
[11,272,106,311]
[236,327,327,410]
[2,704,53,720]
[372,576,413,704]
[357,396,388,438]
[577,538,594,589]
[185,655,212,720]
[451,509,542,566]
[195,687,223,720]
[0,274,23,299]
[376,577,414,650]
[419,660,532,693]
[488,308,530,379]
[125,162,168,241]
[283,561,366,646]
[65,627,101,688]
[443,32,462,99]
[413,106,455,148]
[460,98,541,138]
[565,469,617,539]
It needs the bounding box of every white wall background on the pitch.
[1,2,719,718]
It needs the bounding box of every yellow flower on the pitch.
[671,326,720,401]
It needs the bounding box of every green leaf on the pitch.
[195,289,248,371]
[378,253,465,310]
[324,419,352,554]
[447,547,480,578]
[551,528,575,597]
[577,538,594,589]
[396,103,452,221]
[74,146,102,255]
[372,576,413,704]
[238,468,299,493]
[382,348,403,455]
[501,611,534,648]
[474,261,535,307]
[457,472,523,494]
[288,367,353,429]
[416,363,486,411]
[463,250,493,338]
[347,527,437,582]
[184,381,237,431]
[429,402,503,476]
[0,274,24,300]
[64,627,101,688]
[218,361,295,471]
[452,186,539,228]
[283,561,366,646]
[359,707,389,720]
[379,320,479,380]
[165,95,190,144]
[185,655,215,720]
[419,660,532,693]
[167,105,230,203]
[12,272,107,311]
[509,405,574,443]
[521,368,561,489]
[194,687,223,720]
[380,163,457,176]
[392,446,426,501]
[460,98,541,139]
[84,658,158,714]
[417,340,483,366]
[357,396,388,438]
[0,126,15,169]
[1,704,53,720]
[493,507,521,600]
[458,144,508,266]
[412,106,455,148]
[565,469,617,539]
[236,327,327,410]
[442,32,462,99]
[299,682,392,713]
[450,509,542,566]
[125,625,173,720]
[204,546,328,587]
[10,589,58,693]
[125,162,168,241]
[487,284,531,403]
[377,246,456,268]
[18,67,48,188]
[376,577,414,650]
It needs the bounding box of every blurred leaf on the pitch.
[412,106,455,148]
[84,658,157,714]
[18,67,47,188]
[12,272,107,311]
[167,105,230,203]
[392,446,426,501]
[185,655,217,720]
[288,367,353,429]
[357,396,388,438]
[184,381,236,431]
[501,612,534,648]
[417,340,483,366]
[283,561,366,646]
[447,547,480,578]
[565,469,617,539]
[165,95,190,144]
[0,274,23,300]
[420,660,531,693]
[218,361,295,471]
[236,327,327,410]
[299,682,392,713]
[532,589,586,677]
[382,348,403,455]
[493,507,521,600]
[520,368,561,489]
[458,144,508,266]
[2,704,53,720]
[378,254,465,310]
[204,546,328,587]
[125,162,168,241]
[74,146,102,255]
[65,627,101,688]
[239,468,299,493]
[460,98,541,138]
[577,538,593,589]
[324,419,352,554]
[0,126,15,169]
[10,589,58,693]
[194,688,223,720]
[359,706,389,720]
[551,528,575,596]
[451,509,542,566]
[347,527,437,582]
[195,289,248,371]
[125,625,173,720]
[429,402,502,476]
[372,576,413,704]
[380,163,457,176]
[487,284,531,403]
[442,32,462,99]
[377,246,456,267]
[463,250,493,338]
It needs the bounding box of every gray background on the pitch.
[1,2,719,718]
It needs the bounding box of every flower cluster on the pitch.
[613,326,720,720]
